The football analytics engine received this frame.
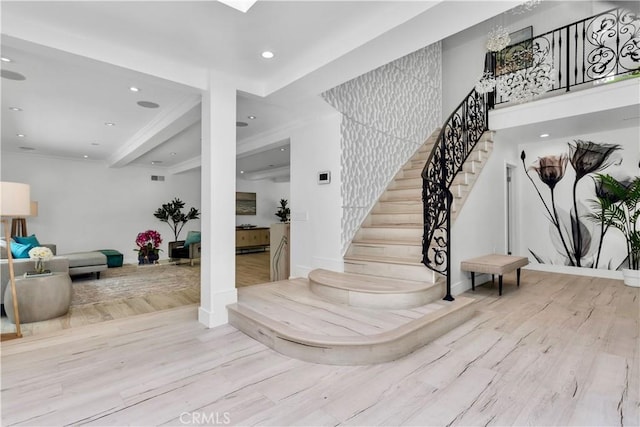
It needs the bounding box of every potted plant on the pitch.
[153,198,200,241]
[134,230,163,264]
[590,174,640,286]
[275,199,290,223]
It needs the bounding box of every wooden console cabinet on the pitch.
[236,227,270,253]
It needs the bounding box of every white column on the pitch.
[199,71,237,327]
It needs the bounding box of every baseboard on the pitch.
[198,288,238,328]
[524,263,624,280]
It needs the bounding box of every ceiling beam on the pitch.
[169,156,202,175]
[108,95,202,168]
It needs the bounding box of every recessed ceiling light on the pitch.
[151,160,163,165]
[129,86,140,92]
[91,142,100,146]
[248,115,256,120]
[539,133,550,138]
[236,121,248,127]
[83,155,89,159]
[280,147,286,152]
[16,133,25,137]
[170,152,177,156]
[105,122,116,126]
[240,170,244,174]
[9,107,22,111]
[137,101,160,109]
[1,57,12,62]
[261,51,275,59]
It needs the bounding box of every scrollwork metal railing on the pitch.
[495,7,639,104]
[421,89,489,301]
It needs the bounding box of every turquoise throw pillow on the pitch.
[10,241,33,259]
[185,231,201,246]
[14,234,40,247]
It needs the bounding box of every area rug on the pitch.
[71,263,200,306]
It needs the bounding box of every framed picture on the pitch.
[236,192,256,215]
[496,26,533,76]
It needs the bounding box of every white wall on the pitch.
[1,152,201,264]
[441,0,616,113]
[235,178,290,228]
[449,135,519,294]
[322,43,442,252]
[290,112,342,277]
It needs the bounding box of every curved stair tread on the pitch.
[309,268,433,294]
[227,296,476,364]
[351,238,421,247]
[344,254,424,266]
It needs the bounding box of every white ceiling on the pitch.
[0,1,525,181]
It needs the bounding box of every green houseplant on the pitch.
[275,199,290,223]
[590,174,640,286]
[153,198,201,241]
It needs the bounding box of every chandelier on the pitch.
[486,26,511,52]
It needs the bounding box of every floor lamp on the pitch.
[11,201,37,237]
[1,182,31,341]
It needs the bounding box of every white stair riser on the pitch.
[347,242,423,259]
[309,282,443,309]
[389,178,423,190]
[369,212,423,225]
[373,201,423,214]
[380,188,422,201]
[399,167,423,179]
[344,259,435,282]
[355,227,422,241]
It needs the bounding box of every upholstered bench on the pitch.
[461,254,529,296]
[63,251,108,279]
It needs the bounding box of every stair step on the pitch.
[347,239,422,259]
[227,279,476,365]
[308,269,441,309]
[399,167,423,179]
[373,200,423,214]
[380,187,422,201]
[344,254,435,282]
[355,226,423,242]
[369,212,423,226]
[389,176,422,190]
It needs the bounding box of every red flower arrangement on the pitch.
[135,230,163,258]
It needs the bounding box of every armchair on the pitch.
[168,231,201,266]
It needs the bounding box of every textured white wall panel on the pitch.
[322,43,442,252]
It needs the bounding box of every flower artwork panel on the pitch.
[520,136,635,270]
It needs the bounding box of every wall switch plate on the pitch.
[318,170,331,184]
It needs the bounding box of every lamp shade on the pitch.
[0,182,31,217]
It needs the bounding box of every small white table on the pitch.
[4,272,72,323]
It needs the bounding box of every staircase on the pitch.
[344,128,494,282]
[228,127,495,365]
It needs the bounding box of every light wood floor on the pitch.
[1,252,270,337]
[2,270,638,426]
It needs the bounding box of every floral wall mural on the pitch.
[519,128,638,270]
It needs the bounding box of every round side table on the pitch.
[4,272,72,324]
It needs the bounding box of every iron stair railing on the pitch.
[421,88,489,301]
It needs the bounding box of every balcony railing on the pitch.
[494,8,639,104]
